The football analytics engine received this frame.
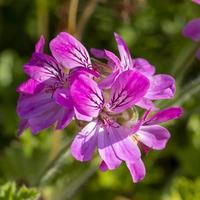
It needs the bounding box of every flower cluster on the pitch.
[17,32,182,182]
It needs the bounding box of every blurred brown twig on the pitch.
[68,0,79,36]
[76,0,100,40]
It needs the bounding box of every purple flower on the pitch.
[183,18,200,42]
[17,33,97,135]
[16,30,183,183]
[70,70,150,182]
[91,33,175,110]
[183,18,200,59]
[192,0,200,5]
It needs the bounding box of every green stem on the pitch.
[76,0,99,40]
[36,0,49,39]
[61,165,96,200]
[159,75,200,108]
[173,84,200,106]
[172,42,200,85]
[34,140,71,187]
[157,42,200,108]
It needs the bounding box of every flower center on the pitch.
[98,106,138,128]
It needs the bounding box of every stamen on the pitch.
[131,134,140,144]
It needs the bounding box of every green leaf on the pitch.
[0,131,52,185]
[163,177,200,200]
[16,186,39,200]
[0,182,16,200]
[0,182,40,200]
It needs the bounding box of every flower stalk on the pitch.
[35,140,71,187]
[173,42,200,85]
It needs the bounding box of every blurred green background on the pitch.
[0,0,200,199]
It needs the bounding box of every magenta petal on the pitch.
[53,89,74,129]
[17,92,54,118]
[17,91,67,134]
[71,121,98,161]
[35,35,45,53]
[99,70,120,89]
[90,48,107,59]
[16,79,43,94]
[109,70,149,113]
[99,160,108,172]
[70,74,104,118]
[183,18,200,42]
[192,0,200,5]
[53,88,72,107]
[135,98,157,111]
[50,32,91,69]
[56,108,74,129]
[24,53,63,82]
[108,124,141,162]
[98,127,122,170]
[138,125,170,150]
[145,107,183,125]
[126,159,146,183]
[146,74,175,100]
[104,50,121,70]
[17,119,28,136]
[74,108,93,121]
[132,58,155,76]
[91,48,121,70]
[114,33,133,70]
[17,90,65,120]
[28,106,63,134]
[69,66,99,81]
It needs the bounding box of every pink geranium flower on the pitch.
[70,70,150,182]
[91,33,175,110]
[17,33,97,135]
[16,31,183,183]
